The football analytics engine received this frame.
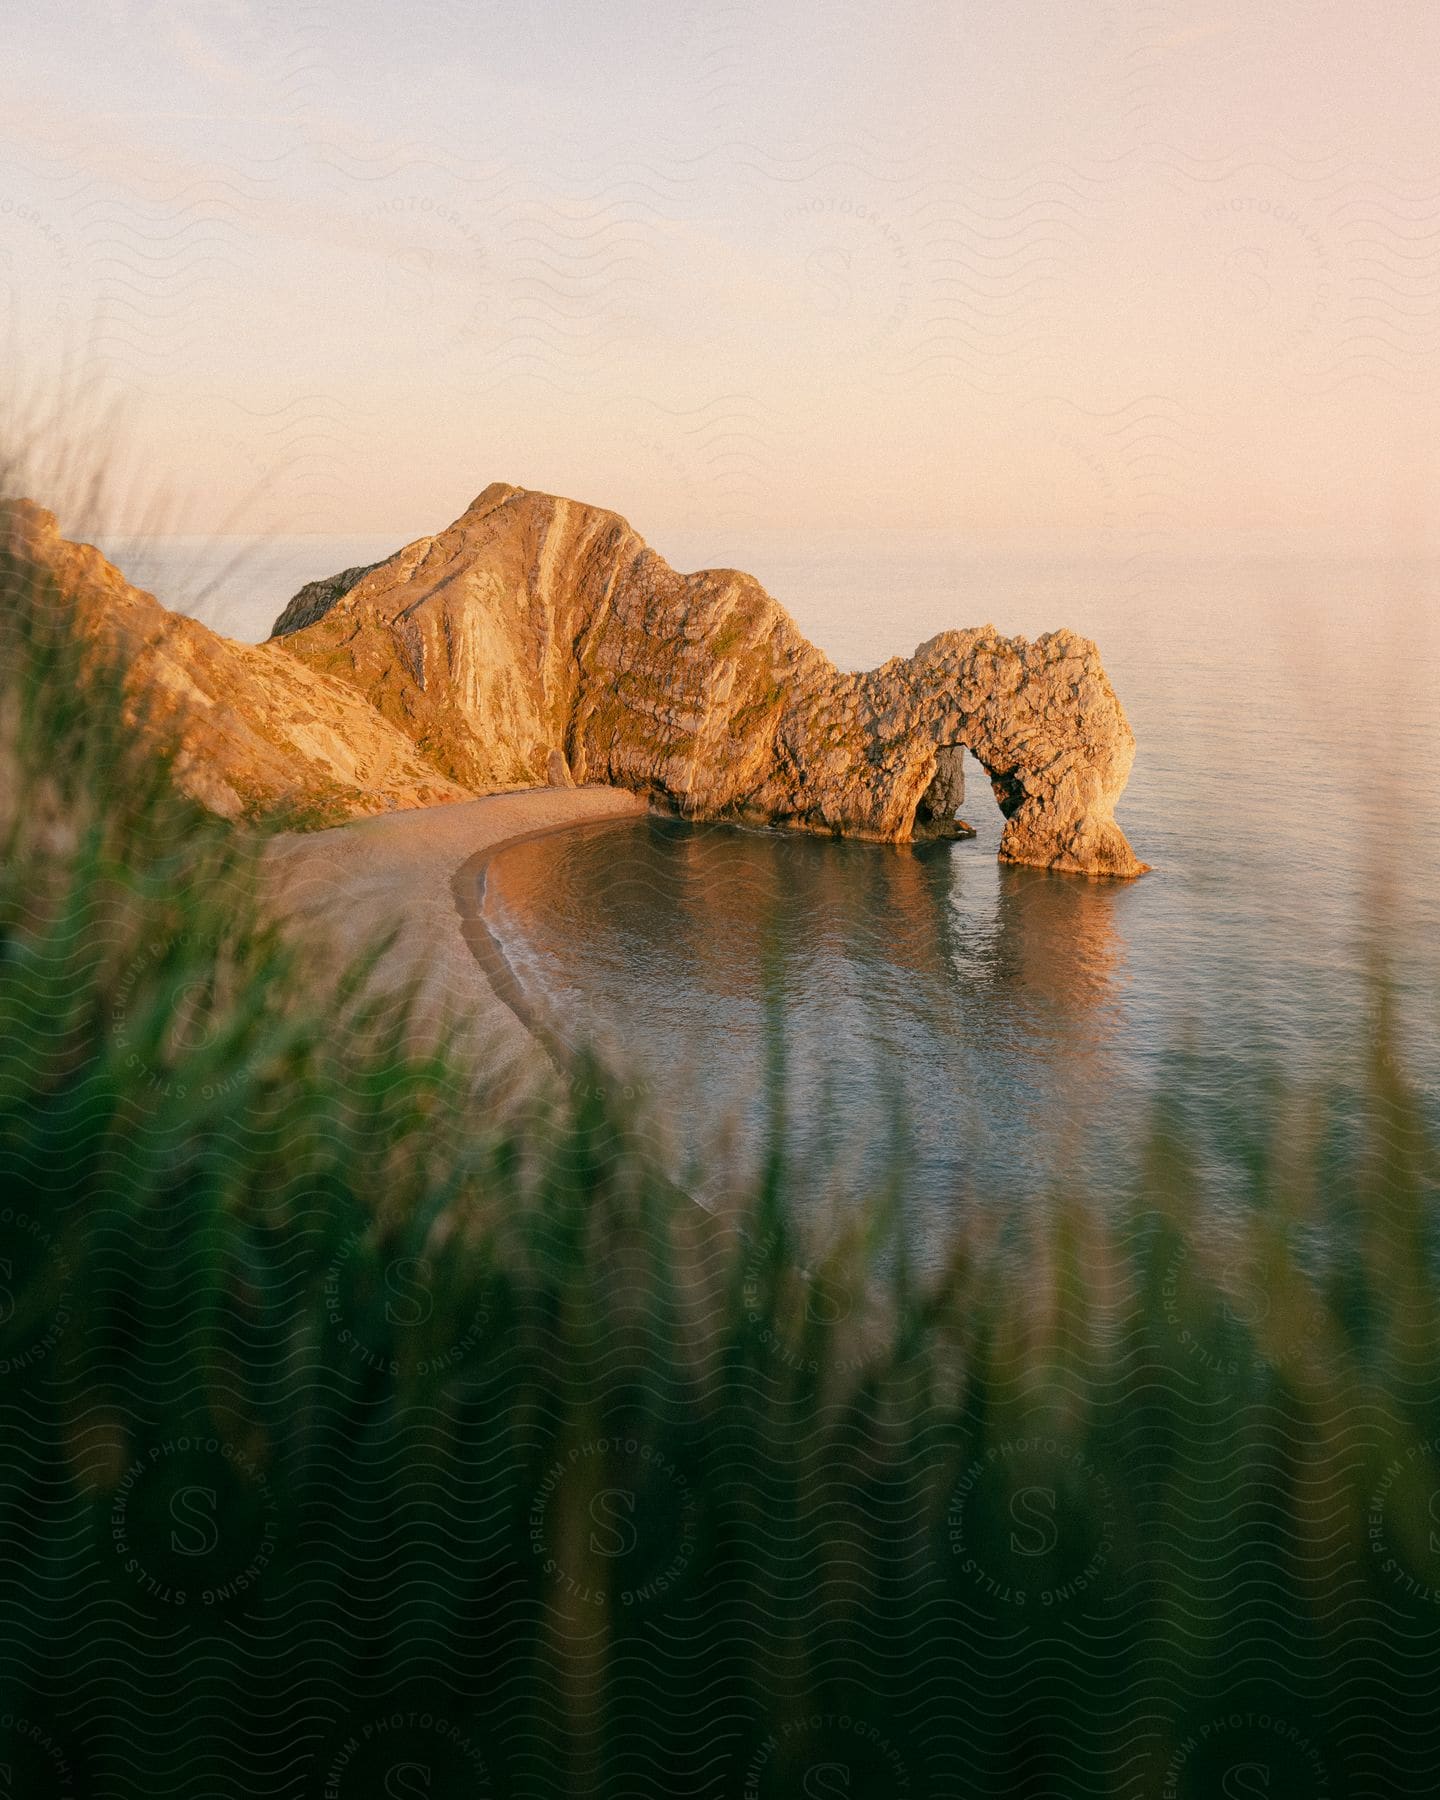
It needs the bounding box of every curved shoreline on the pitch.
[264,785,649,1087]
[450,809,649,1060]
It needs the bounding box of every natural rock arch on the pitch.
[4,485,1146,877]
[271,484,1148,877]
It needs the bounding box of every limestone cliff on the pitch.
[2,499,469,824]
[270,483,1147,876]
[4,485,1146,874]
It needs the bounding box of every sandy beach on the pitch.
[264,785,650,1087]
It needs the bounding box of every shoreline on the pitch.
[451,809,648,1062]
[264,785,649,1088]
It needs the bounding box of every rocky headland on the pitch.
[3,497,470,823]
[4,484,1147,876]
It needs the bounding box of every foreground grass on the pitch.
[2,517,1439,1798]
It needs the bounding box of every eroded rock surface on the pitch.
[272,483,1147,875]
[2,500,469,824]
[4,485,1146,873]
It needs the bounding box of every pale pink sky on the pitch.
[2,1,1437,543]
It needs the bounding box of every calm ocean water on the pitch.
[108,527,1440,1220]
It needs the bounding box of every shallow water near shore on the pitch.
[481,533,1440,1223]
[111,526,1440,1223]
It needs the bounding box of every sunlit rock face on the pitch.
[272,483,1148,876]
[2,500,469,824]
[3,487,1144,872]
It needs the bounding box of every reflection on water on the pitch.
[108,528,1440,1229]
[484,807,1137,1214]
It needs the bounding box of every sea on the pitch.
[105,527,1440,1229]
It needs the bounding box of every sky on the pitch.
[2,0,1438,542]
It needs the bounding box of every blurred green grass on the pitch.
[2,510,1439,1799]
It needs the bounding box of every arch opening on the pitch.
[915,742,978,841]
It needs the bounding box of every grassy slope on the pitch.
[1,526,1439,1798]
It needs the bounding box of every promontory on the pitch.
[4,483,1147,877]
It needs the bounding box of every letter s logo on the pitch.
[1223,245,1272,317]
[385,1257,433,1328]
[805,1280,848,1326]
[802,1762,852,1798]
[386,247,436,320]
[589,1488,638,1558]
[806,246,853,318]
[170,1485,219,1557]
[1222,1761,1271,1798]
[1010,1486,1058,1557]
[1222,1273,1269,1328]
[384,1761,433,1798]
